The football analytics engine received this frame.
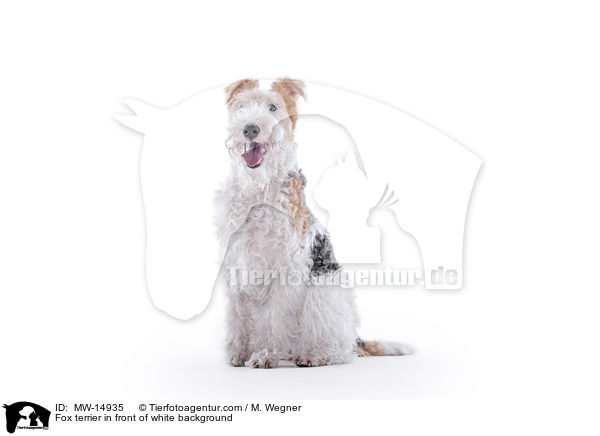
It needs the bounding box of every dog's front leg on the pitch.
[247,283,298,369]
[247,297,284,368]
[226,293,251,367]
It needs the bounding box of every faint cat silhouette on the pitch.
[313,152,381,263]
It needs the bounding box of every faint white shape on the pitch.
[115,90,229,320]
[302,83,482,289]
[313,156,423,269]
[367,185,422,271]
[313,151,382,263]
[292,114,359,225]
[114,80,482,320]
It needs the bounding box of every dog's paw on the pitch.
[228,355,247,367]
[294,356,328,367]
[247,350,279,369]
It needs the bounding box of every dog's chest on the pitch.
[222,171,312,273]
[229,204,297,266]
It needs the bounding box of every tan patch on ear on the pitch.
[225,79,259,107]
[271,77,306,130]
[283,170,312,237]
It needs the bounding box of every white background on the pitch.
[1,1,599,435]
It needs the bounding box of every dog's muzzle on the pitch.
[242,142,267,168]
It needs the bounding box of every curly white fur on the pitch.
[215,78,409,368]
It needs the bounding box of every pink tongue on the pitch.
[242,143,266,167]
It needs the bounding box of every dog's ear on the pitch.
[271,78,306,130]
[225,79,259,107]
[271,77,306,102]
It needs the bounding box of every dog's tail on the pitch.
[356,338,414,356]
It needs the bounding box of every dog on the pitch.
[215,78,411,368]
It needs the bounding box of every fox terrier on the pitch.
[215,78,410,368]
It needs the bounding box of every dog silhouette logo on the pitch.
[3,402,50,433]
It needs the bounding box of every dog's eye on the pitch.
[268,104,277,112]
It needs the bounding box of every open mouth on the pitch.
[242,142,267,168]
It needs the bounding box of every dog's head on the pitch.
[224,78,306,175]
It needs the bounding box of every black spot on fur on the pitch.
[355,337,365,349]
[310,232,341,276]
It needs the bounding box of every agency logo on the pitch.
[3,402,50,434]
[115,80,482,320]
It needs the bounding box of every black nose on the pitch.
[243,124,260,140]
